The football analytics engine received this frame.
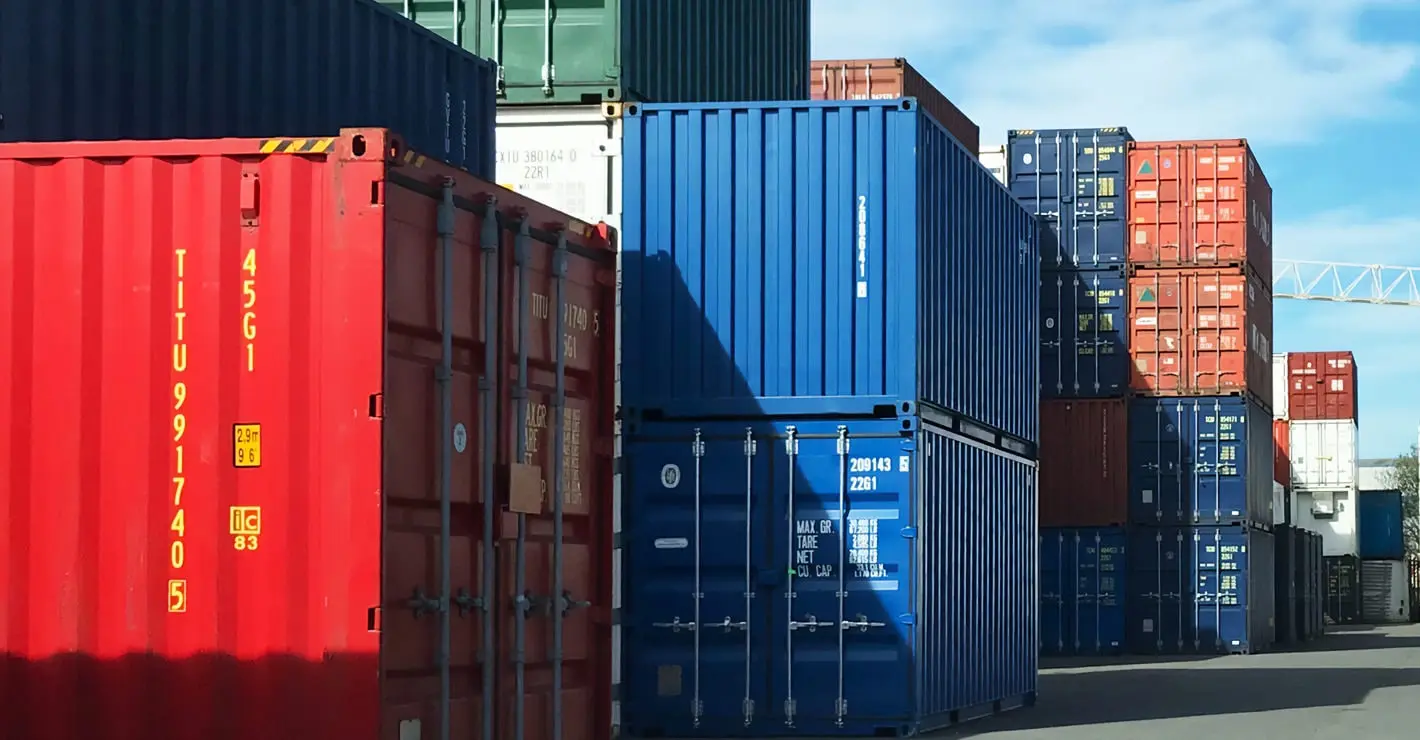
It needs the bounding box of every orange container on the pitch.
[1128,266,1274,402]
[1287,351,1359,421]
[1273,418,1291,487]
[810,57,980,153]
[1127,139,1274,283]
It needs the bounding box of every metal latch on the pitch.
[406,586,441,618]
[709,616,748,632]
[840,615,887,632]
[651,616,696,633]
[788,615,834,632]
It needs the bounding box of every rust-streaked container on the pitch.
[1287,351,1359,422]
[0,129,616,740]
[1040,399,1129,527]
[1127,139,1274,283]
[1274,419,1291,487]
[1128,267,1273,405]
[810,57,980,153]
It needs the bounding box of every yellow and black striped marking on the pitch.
[258,138,335,154]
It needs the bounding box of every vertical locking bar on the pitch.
[477,199,500,740]
[834,426,849,726]
[435,179,457,740]
[541,0,554,93]
[512,220,532,740]
[551,232,569,738]
[783,426,798,728]
[1212,400,1223,523]
[691,429,706,727]
[742,428,756,727]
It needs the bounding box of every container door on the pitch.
[622,427,772,735]
[494,107,623,229]
[768,427,914,734]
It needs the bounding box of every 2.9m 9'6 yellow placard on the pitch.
[233,423,262,467]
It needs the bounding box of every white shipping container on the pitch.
[979,144,1007,185]
[1272,352,1289,419]
[1361,560,1411,623]
[1294,490,1358,556]
[495,104,627,732]
[1289,419,1358,490]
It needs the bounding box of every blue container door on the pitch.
[1040,268,1129,398]
[1129,527,1266,654]
[1195,528,1255,653]
[1007,128,1131,269]
[1128,528,1194,653]
[1039,532,1072,654]
[1075,530,1127,654]
[769,424,915,735]
[622,426,774,735]
[1129,397,1269,526]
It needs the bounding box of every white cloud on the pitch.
[812,0,1420,145]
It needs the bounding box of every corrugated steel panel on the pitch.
[1,0,497,179]
[1287,351,1359,422]
[1358,490,1406,560]
[0,129,617,740]
[1128,396,1274,527]
[1041,266,1129,398]
[383,0,809,105]
[1272,353,1289,418]
[1288,419,1358,491]
[620,416,1038,736]
[493,106,625,228]
[1273,419,1290,489]
[810,57,981,153]
[1039,527,1127,655]
[1127,526,1276,654]
[1361,560,1411,623]
[1127,139,1274,284]
[621,101,1041,446]
[1128,266,1274,405]
[1273,525,1298,644]
[1324,555,1363,624]
[1007,127,1134,270]
[1040,400,1128,526]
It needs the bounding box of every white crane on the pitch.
[1273,260,1420,306]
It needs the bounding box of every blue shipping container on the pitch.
[620,416,1038,737]
[1007,127,1133,270]
[621,100,1041,446]
[1128,396,1274,527]
[1127,526,1276,655]
[1273,525,1298,644]
[1039,527,1127,655]
[2,0,497,178]
[1040,265,1129,398]
[1358,489,1407,560]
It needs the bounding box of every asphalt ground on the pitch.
[936,623,1420,740]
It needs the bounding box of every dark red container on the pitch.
[1287,351,1359,421]
[1040,399,1129,526]
[0,129,616,740]
[810,57,980,153]
[1273,419,1291,487]
[1127,138,1274,284]
[1128,266,1274,405]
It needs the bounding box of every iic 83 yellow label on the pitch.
[233,423,262,467]
[229,506,262,552]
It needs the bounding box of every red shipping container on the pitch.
[0,129,616,740]
[1128,267,1274,402]
[810,57,981,154]
[1127,139,1274,284]
[1287,351,1359,421]
[1273,419,1291,487]
[1040,399,1129,527]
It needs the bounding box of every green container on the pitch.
[382,0,809,105]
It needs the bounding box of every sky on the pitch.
[812,0,1420,459]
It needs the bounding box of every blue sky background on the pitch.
[814,0,1420,459]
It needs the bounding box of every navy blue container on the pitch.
[1007,127,1133,270]
[1273,525,1298,644]
[1309,531,1326,637]
[1040,527,1127,655]
[2,0,497,178]
[1040,265,1129,398]
[1128,396,1274,527]
[620,416,1038,737]
[1324,555,1363,625]
[1127,526,1276,655]
[621,101,1041,446]
[1359,489,1407,560]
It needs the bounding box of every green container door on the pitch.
[382,0,809,105]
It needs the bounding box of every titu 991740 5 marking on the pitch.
[168,247,190,613]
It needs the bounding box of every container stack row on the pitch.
[614,98,1040,737]
[1273,351,1362,558]
[1274,525,1326,643]
[1004,127,1132,657]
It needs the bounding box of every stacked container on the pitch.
[616,100,1040,736]
[1006,128,1133,657]
[1324,555,1364,624]
[1283,352,1361,557]
[1123,139,1277,654]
